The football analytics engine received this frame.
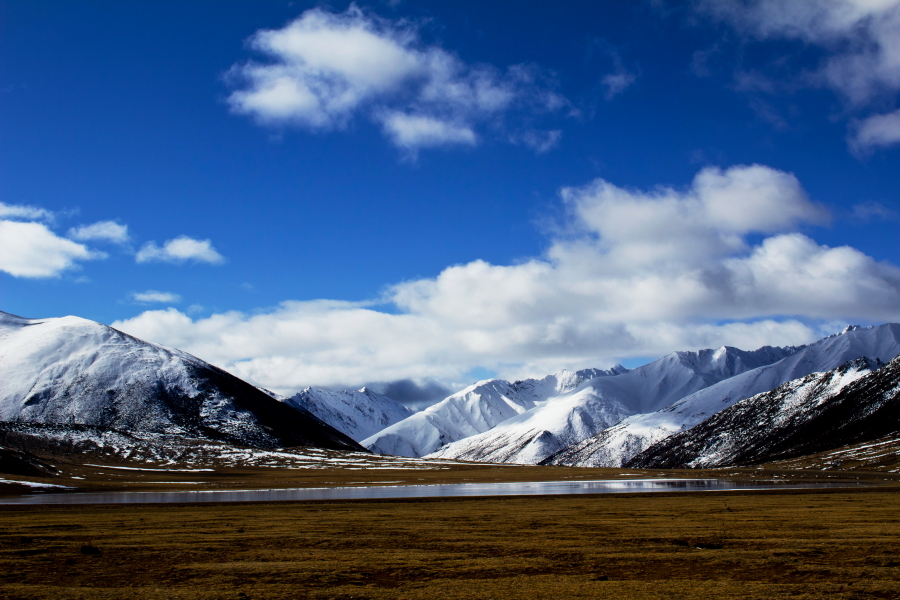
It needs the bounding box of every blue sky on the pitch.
[2,1,900,402]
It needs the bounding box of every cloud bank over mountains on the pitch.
[113,164,900,395]
[225,4,567,155]
[8,1,900,400]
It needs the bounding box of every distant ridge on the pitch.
[363,367,624,458]
[628,355,900,469]
[425,344,799,464]
[284,387,414,442]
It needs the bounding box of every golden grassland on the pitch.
[3,485,900,599]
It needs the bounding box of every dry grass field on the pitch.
[2,486,900,600]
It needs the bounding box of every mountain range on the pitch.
[5,308,900,474]
[362,367,625,457]
[541,324,900,468]
[424,344,803,464]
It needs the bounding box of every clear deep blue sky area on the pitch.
[2,0,899,397]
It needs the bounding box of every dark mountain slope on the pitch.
[629,356,900,469]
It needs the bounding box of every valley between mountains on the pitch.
[3,309,900,495]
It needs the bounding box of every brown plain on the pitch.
[3,484,900,599]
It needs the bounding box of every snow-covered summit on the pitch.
[283,387,414,442]
[0,311,363,451]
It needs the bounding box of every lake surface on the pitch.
[0,478,863,505]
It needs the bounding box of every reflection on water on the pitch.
[0,478,862,505]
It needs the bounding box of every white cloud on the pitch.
[136,236,225,265]
[68,220,129,244]
[226,4,567,152]
[852,200,898,220]
[0,202,53,221]
[602,71,637,99]
[700,0,900,102]
[510,129,562,153]
[850,108,900,151]
[113,164,900,394]
[380,112,476,150]
[698,0,900,150]
[131,290,181,304]
[0,220,102,278]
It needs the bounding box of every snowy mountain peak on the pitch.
[548,366,630,392]
[668,344,803,381]
[0,311,364,451]
[842,324,864,334]
[838,355,884,373]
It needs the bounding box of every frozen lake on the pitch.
[0,478,863,505]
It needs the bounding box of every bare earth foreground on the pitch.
[3,476,900,600]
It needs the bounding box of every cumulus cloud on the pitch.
[113,164,900,394]
[850,108,900,151]
[0,220,103,278]
[136,236,225,265]
[226,4,567,152]
[697,0,900,150]
[380,112,476,150]
[0,202,53,221]
[131,290,181,304]
[68,220,129,244]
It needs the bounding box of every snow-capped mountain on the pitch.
[627,357,885,469]
[362,367,624,457]
[543,324,900,468]
[426,344,800,464]
[0,311,363,451]
[283,387,414,442]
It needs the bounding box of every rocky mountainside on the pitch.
[629,355,900,469]
[283,387,414,442]
[543,324,900,468]
[0,311,363,452]
[425,344,800,464]
[363,368,624,457]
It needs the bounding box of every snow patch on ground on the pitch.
[0,478,72,489]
